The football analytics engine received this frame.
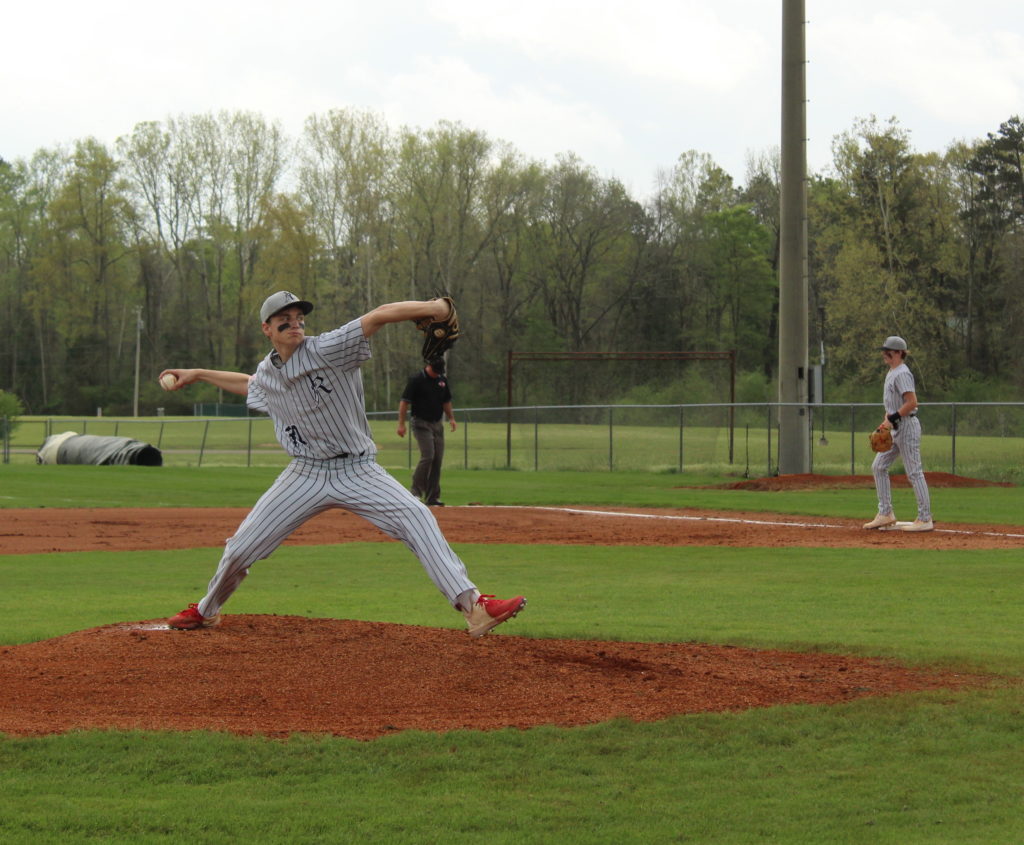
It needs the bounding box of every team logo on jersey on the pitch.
[285,425,308,448]
[307,374,333,407]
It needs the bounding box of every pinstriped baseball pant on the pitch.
[196,455,476,619]
[871,416,932,521]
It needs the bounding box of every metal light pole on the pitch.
[778,0,810,474]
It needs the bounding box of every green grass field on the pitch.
[2,464,1021,525]
[7,412,1024,481]
[0,467,1022,843]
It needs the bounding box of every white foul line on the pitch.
[479,505,1024,540]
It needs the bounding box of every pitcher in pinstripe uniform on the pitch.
[863,335,934,532]
[158,291,526,635]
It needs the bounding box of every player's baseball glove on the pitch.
[869,425,893,453]
[417,296,460,361]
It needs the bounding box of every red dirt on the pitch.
[2,503,1021,554]
[720,471,1015,491]
[0,617,987,739]
[0,472,1016,739]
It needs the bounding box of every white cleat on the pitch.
[899,519,934,532]
[863,513,897,530]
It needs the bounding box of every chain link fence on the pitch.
[4,402,1023,482]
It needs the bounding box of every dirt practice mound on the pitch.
[0,616,989,739]
[722,472,1013,491]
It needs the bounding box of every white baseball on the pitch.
[159,373,178,390]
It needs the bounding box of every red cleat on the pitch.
[465,594,526,637]
[167,603,220,630]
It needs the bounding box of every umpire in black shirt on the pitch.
[397,357,456,506]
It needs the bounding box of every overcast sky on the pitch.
[3,1,1022,198]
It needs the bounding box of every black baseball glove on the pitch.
[417,296,460,361]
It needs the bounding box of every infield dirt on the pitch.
[0,472,1014,738]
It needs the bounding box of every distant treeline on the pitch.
[1,110,1021,414]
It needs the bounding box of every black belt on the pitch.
[329,450,365,459]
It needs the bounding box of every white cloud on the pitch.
[813,10,1024,138]
[366,55,625,165]
[2,1,1023,195]
[428,0,770,90]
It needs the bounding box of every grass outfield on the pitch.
[0,468,1022,843]
[8,413,1024,481]
[1,464,1022,524]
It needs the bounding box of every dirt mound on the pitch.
[721,472,1013,491]
[0,616,990,739]
[2,498,1018,738]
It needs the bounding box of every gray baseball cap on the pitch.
[260,291,313,323]
[880,336,908,351]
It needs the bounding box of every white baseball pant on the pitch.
[196,455,476,619]
[871,415,932,521]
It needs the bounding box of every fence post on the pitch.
[247,418,253,468]
[534,406,539,471]
[198,420,210,467]
[608,407,614,471]
[463,412,468,470]
[678,406,684,473]
[951,403,957,475]
[850,405,856,475]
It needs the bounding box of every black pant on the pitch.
[410,418,445,503]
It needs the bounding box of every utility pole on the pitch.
[132,305,143,418]
[778,0,809,473]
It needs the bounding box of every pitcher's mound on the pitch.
[0,616,988,738]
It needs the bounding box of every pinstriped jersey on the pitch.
[883,363,916,415]
[247,319,376,458]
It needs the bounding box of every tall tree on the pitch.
[297,109,393,319]
[385,122,526,406]
[814,117,961,389]
[296,109,396,406]
[973,116,1024,222]
[0,157,38,396]
[477,154,546,390]
[967,117,1024,380]
[29,140,137,410]
[389,121,500,300]
[642,151,739,352]
[224,112,287,367]
[739,149,782,376]
[529,153,646,353]
[117,121,186,371]
[702,204,776,370]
